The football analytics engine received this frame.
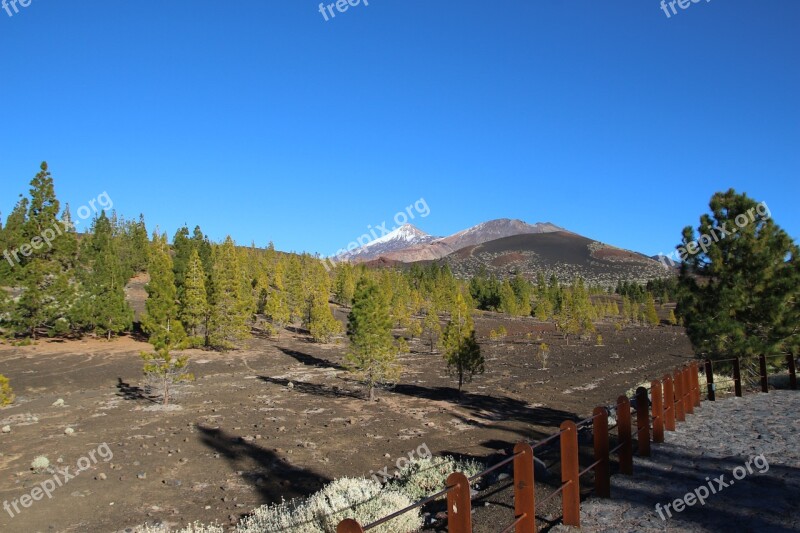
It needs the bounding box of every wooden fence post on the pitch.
[733,357,743,397]
[446,472,472,533]
[635,387,650,457]
[593,406,610,498]
[705,359,715,401]
[691,361,701,408]
[663,375,675,431]
[651,380,664,443]
[674,369,685,422]
[617,396,632,475]
[682,366,692,415]
[513,442,536,533]
[560,420,580,527]
[337,519,364,533]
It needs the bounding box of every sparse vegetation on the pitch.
[0,374,14,406]
[537,342,550,369]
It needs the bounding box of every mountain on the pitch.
[335,224,436,262]
[377,218,564,263]
[439,232,670,285]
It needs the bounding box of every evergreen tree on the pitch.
[644,294,660,326]
[333,263,356,306]
[72,212,133,339]
[346,278,400,401]
[306,294,343,343]
[141,233,186,348]
[499,279,518,315]
[141,346,193,406]
[207,237,251,349]
[8,163,78,338]
[421,304,442,353]
[677,189,800,359]
[442,292,484,392]
[179,248,208,343]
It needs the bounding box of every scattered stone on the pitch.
[96,473,107,481]
[52,398,65,407]
[1,425,10,434]
[64,427,75,436]
[137,472,146,480]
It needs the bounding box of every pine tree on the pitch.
[142,233,186,348]
[499,279,518,315]
[333,264,356,306]
[180,248,208,343]
[141,347,193,406]
[421,304,442,353]
[207,237,251,350]
[644,294,659,326]
[8,163,78,338]
[442,292,484,392]
[677,189,800,359]
[72,211,132,339]
[306,294,343,343]
[668,309,678,326]
[346,278,400,401]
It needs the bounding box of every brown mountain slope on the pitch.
[436,232,670,285]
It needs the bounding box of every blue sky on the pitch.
[1,1,798,258]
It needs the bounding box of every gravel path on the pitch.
[553,390,800,533]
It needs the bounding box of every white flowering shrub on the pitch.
[134,523,223,533]
[390,456,483,502]
[31,456,50,473]
[237,477,422,533]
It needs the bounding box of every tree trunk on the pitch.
[368,384,375,402]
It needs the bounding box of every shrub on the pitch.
[237,477,421,533]
[0,374,14,406]
[31,456,50,473]
[135,523,223,533]
[537,343,550,369]
[389,456,483,503]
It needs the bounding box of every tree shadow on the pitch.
[389,383,576,428]
[258,376,360,399]
[277,346,346,371]
[115,377,157,403]
[196,425,330,513]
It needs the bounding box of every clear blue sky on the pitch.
[1,1,798,258]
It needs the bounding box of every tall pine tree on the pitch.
[346,278,400,401]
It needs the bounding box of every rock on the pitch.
[96,473,107,481]
[163,479,182,487]
[287,382,294,389]
[1,425,10,434]
[137,472,147,480]
[64,427,75,436]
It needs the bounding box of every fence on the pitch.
[336,355,797,533]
